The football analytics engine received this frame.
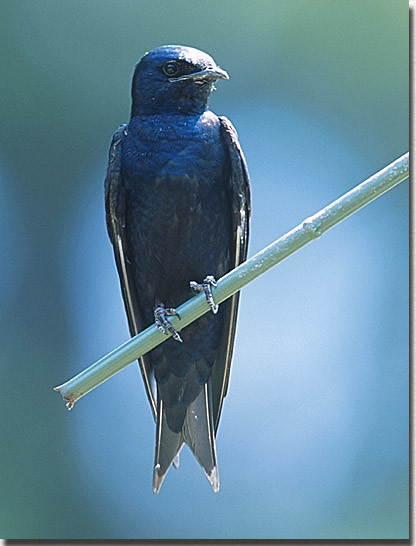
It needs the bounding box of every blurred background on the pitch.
[0,0,408,540]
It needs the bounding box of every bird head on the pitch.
[130,45,229,117]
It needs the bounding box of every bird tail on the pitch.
[153,382,219,493]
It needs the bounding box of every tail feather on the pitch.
[153,381,219,493]
[183,383,219,492]
[153,398,183,494]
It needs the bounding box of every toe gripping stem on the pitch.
[190,275,219,314]
[154,302,182,343]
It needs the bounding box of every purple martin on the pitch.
[105,45,250,493]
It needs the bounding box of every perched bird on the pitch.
[105,45,250,493]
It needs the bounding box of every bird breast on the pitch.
[123,110,225,182]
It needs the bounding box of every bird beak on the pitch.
[169,67,229,83]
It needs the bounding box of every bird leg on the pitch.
[190,275,219,314]
[154,302,182,342]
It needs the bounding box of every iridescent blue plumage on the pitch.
[105,45,250,492]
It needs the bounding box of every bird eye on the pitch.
[163,61,179,77]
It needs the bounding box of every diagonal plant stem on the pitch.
[54,152,409,409]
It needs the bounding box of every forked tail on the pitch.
[153,382,219,493]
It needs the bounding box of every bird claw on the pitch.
[154,302,182,342]
[190,275,219,314]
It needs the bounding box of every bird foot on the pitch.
[190,275,219,314]
[154,302,182,342]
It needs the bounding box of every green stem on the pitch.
[55,152,409,409]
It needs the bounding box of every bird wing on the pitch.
[105,124,157,418]
[211,116,251,432]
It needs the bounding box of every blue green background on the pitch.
[0,0,408,539]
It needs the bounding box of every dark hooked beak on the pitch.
[169,67,229,83]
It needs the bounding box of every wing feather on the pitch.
[211,117,251,432]
[105,124,157,418]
